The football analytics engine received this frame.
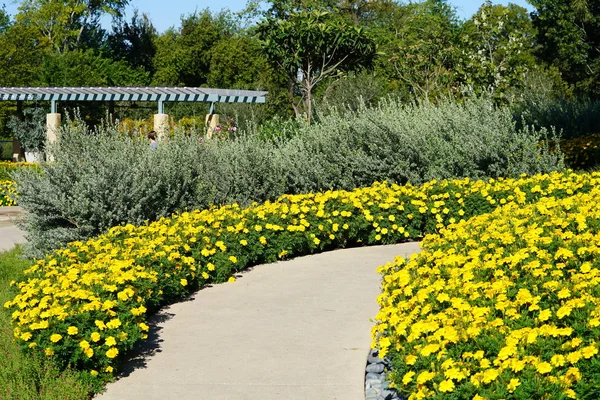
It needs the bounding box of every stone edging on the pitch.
[365,348,404,400]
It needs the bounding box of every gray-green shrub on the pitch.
[15,97,563,258]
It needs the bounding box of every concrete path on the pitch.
[0,206,26,252]
[97,242,421,400]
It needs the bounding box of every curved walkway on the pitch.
[0,206,26,251]
[97,242,421,400]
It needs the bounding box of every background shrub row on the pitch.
[373,183,600,399]
[4,170,596,387]
[13,97,563,258]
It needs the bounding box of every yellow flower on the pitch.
[538,309,552,322]
[557,305,573,319]
[558,288,571,299]
[416,370,435,384]
[44,347,54,356]
[438,379,455,393]
[202,272,209,279]
[239,239,248,246]
[582,345,598,359]
[229,256,237,263]
[90,332,101,342]
[481,369,498,383]
[84,347,94,358]
[507,378,520,393]
[50,334,62,343]
[402,371,415,385]
[79,340,90,350]
[106,318,122,329]
[67,326,78,335]
[228,276,236,283]
[567,351,582,365]
[105,336,117,347]
[180,278,188,286]
[139,322,149,332]
[90,370,98,376]
[536,362,552,374]
[105,366,114,373]
[20,332,32,341]
[405,354,417,365]
[106,347,119,359]
[259,236,267,245]
[551,354,566,367]
[207,263,215,271]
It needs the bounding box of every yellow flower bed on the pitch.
[373,182,600,399]
[0,180,17,206]
[4,171,600,384]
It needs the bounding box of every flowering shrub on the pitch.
[560,133,600,170]
[0,180,17,206]
[4,171,599,386]
[372,177,600,399]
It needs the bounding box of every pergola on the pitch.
[0,87,268,160]
[0,86,267,114]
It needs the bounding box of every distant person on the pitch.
[148,131,158,149]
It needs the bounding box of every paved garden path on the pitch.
[0,206,26,251]
[97,242,421,400]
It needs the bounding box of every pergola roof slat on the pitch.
[0,87,267,104]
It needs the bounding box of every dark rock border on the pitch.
[365,349,404,400]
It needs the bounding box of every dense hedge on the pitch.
[14,97,562,258]
[373,178,600,399]
[4,171,597,388]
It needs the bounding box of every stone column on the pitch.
[46,113,61,162]
[205,114,219,139]
[154,114,170,141]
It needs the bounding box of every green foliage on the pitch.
[256,3,376,122]
[531,0,600,96]
[15,97,563,256]
[387,0,459,101]
[457,1,536,100]
[7,108,46,152]
[319,71,386,112]
[0,247,90,399]
[0,161,40,180]
[15,120,204,259]
[38,49,149,87]
[16,0,128,53]
[106,11,157,75]
[152,9,235,86]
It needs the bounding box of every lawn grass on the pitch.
[0,246,91,400]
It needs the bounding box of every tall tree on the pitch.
[530,0,600,96]
[152,10,233,86]
[457,1,536,99]
[15,0,128,53]
[256,3,376,123]
[387,0,459,101]
[107,10,157,75]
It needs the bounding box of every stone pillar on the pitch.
[154,114,170,141]
[46,113,61,162]
[205,114,219,139]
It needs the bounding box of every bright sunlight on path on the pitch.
[96,242,421,400]
[0,206,26,252]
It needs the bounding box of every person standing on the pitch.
[148,131,158,149]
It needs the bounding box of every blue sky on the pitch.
[3,0,534,33]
